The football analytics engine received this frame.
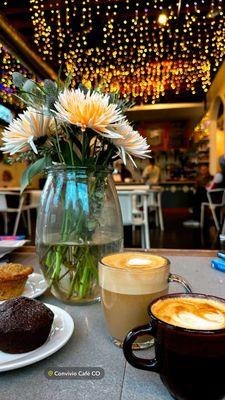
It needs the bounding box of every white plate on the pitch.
[23,273,48,299]
[0,240,28,259]
[0,304,74,372]
[0,273,48,304]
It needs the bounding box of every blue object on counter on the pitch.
[217,251,225,260]
[0,235,25,240]
[211,258,225,273]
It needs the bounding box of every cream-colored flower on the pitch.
[111,122,151,165]
[54,88,125,138]
[0,107,54,155]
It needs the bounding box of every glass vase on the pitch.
[36,166,123,304]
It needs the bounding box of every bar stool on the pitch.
[118,190,150,249]
[148,188,164,231]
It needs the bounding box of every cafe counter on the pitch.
[1,248,225,400]
[116,181,195,208]
[160,181,195,208]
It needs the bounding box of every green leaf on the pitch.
[22,79,37,94]
[59,141,81,165]
[43,79,57,92]
[56,66,63,89]
[43,79,59,109]
[20,156,50,193]
[12,72,27,89]
[70,131,83,153]
[64,72,73,89]
[78,83,89,94]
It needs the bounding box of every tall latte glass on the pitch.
[99,252,191,348]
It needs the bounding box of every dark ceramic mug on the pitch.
[123,293,225,400]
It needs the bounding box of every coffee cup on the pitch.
[99,252,191,349]
[123,293,225,400]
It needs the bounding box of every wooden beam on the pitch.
[11,20,33,30]
[0,13,57,80]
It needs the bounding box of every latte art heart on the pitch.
[151,297,225,330]
[172,310,225,330]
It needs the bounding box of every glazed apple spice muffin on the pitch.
[0,297,54,353]
[0,263,33,300]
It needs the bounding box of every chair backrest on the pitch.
[0,191,22,211]
[118,191,145,226]
[222,190,225,205]
[118,192,133,225]
[207,189,225,205]
[148,191,157,207]
[0,194,7,211]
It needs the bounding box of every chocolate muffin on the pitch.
[0,297,54,353]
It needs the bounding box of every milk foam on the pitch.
[99,252,169,295]
[152,297,225,330]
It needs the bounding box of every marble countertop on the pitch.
[1,251,225,400]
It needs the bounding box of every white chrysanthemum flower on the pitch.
[111,122,151,165]
[0,107,54,155]
[54,88,125,138]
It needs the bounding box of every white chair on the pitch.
[0,190,42,236]
[200,189,225,230]
[148,188,164,231]
[0,192,24,235]
[14,190,42,236]
[118,190,150,248]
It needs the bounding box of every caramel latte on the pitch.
[152,297,225,330]
[99,252,170,347]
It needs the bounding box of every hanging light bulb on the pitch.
[158,13,168,25]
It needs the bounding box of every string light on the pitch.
[29,0,52,60]
[0,44,30,104]
[158,13,168,25]
[194,112,210,141]
[62,0,225,103]
[0,0,225,104]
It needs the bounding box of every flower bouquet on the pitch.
[0,73,150,303]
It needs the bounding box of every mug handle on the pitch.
[169,273,192,293]
[123,324,159,372]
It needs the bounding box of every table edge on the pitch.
[13,246,217,257]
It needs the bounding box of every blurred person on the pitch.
[142,158,160,185]
[207,171,225,190]
[205,165,225,212]
[183,164,213,227]
[121,163,132,182]
[207,155,225,190]
[113,160,132,183]
[195,164,212,189]
[219,154,225,175]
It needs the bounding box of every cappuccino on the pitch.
[124,293,225,400]
[152,297,225,330]
[99,252,170,347]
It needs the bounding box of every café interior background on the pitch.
[0,0,225,249]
